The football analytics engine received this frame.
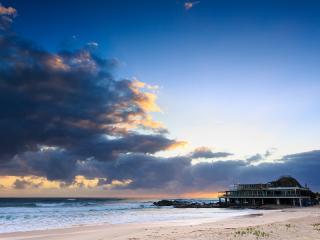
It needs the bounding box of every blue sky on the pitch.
[7,0,320,156]
[1,0,320,196]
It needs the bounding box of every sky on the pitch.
[0,0,320,197]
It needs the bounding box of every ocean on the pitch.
[0,198,258,233]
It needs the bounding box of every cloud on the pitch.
[0,36,175,160]
[0,4,16,15]
[86,41,99,48]
[246,153,264,163]
[0,3,16,30]
[1,3,319,195]
[184,1,200,10]
[13,178,42,189]
[190,147,232,159]
[76,149,320,193]
[0,4,184,184]
[246,148,277,164]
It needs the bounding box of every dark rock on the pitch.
[153,200,222,208]
[153,200,175,206]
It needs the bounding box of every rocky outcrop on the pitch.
[153,200,221,208]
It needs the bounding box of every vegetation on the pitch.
[234,227,270,239]
[312,223,320,231]
[285,224,293,229]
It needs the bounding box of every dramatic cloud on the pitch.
[0,3,319,195]
[190,147,232,159]
[0,35,178,160]
[0,3,184,185]
[104,150,320,192]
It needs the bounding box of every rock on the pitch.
[153,200,175,206]
[153,200,222,208]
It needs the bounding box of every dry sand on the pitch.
[1,206,320,240]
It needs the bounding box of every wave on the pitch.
[0,198,130,207]
[0,203,38,208]
[0,198,258,234]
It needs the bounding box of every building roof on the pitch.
[269,176,302,188]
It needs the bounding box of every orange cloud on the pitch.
[0,175,133,191]
[0,5,16,16]
[166,140,188,150]
[103,179,133,189]
[70,176,101,188]
[105,79,166,133]
[0,176,60,189]
[130,80,162,112]
[46,55,70,71]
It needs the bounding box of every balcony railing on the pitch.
[219,190,306,198]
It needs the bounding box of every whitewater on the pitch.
[0,198,260,233]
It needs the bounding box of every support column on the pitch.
[261,198,264,205]
[293,199,296,207]
[252,199,255,206]
[276,198,280,205]
[299,198,302,207]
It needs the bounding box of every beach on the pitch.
[0,205,319,240]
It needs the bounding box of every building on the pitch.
[218,176,316,207]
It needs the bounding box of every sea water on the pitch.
[0,198,258,233]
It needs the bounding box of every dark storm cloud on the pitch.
[73,149,320,193]
[0,34,175,160]
[189,147,232,159]
[0,2,182,183]
[0,134,181,183]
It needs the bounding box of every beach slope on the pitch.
[1,206,319,240]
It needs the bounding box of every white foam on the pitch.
[0,201,260,233]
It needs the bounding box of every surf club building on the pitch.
[218,176,317,207]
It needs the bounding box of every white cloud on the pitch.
[184,1,200,10]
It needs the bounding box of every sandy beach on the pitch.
[1,206,319,240]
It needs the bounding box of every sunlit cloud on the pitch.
[0,4,16,15]
[166,140,188,150]
[0,176,60,189]
[103,179,133,190]
[130,80,162,113]
[0,3,17,29]
[46,55,70,71]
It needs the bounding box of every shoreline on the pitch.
[0,206,319,240]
